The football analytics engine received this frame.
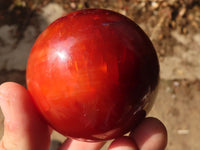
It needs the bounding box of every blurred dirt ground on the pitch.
[0,0,200,150]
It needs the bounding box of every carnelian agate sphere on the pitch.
[26,9,159,141]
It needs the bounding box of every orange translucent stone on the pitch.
[26,9,159,141]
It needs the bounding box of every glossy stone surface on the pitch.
[26,9,159,141]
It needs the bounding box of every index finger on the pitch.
[129,117,167,150]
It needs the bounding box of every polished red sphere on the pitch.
[26,9,159,141]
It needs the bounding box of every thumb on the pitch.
[0,82,51,150]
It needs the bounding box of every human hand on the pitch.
[0,82,167,150]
